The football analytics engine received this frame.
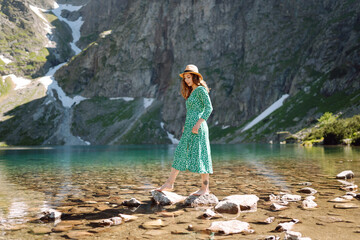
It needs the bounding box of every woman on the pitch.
[157,64,213,196]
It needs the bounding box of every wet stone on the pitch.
[302,199,317,209]
[328,197,350,203]
[143,230,168,236]
[40,209,62,222]
[281,194,301,202]
[122,198,141,207]
[65,231,94,239]
[334,203,359,209]
[297,187,317,195]
[119,213,138,222]
[215,194,259,213]
[336,170,354,179]
[199,208,216,219]
[184,193,219,207]
[274,219,299,232]
[270,203,288,211]
[141,219,165,229]
[264,236,280,240]
[340,185,358,192]
[158,210,184,218]
[52,224,74,232]
[29,227,52,235]
[315,216,343,223]
[207,220,252,235]
[151,190,186,205]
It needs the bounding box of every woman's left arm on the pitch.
[192,87,213,134]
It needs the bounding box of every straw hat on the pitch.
[179,64,203,80]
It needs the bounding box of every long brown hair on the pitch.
[181,73,210,99]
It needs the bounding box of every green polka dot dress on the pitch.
[172,86,213,174]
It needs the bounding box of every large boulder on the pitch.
[184,193,219,207]
[151,190,186,205]
[215,195,259,214]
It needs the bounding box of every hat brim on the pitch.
[179,72,203,80]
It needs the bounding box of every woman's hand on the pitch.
[192,123,200,134]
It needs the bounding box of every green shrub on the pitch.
[317,112,338,127]
[323,119,351,145]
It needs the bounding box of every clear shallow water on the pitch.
[0,144,359,239]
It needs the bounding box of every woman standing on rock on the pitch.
[156,64,213,196]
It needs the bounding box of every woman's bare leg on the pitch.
[156,167,180,191]
[192,173,210,195]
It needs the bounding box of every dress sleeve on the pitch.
[197,86,213,121]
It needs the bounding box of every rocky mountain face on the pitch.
[0,0,359,145]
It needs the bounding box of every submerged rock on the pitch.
[302,199,317,209]
[184,193,219,207]
[328,197,350,203]
[215,195,259,214]
[336,170,354,179]
[200,208,216,220]
[297,187,317,195]
[274,219,299,232]
[65,231,94,239]
[151,190,186,205]
[334,203,359,209]
[284,231,311,240]
[270,203,288,211]
[256,216,275,224]
[119,214,138,222]
[122,198,141,207]
[281,194,301,202]
[29,227,52,235]
[40,209,62,222]
[141,219,165,229]
[264,236,280,240]
[207,220,252,235]
[340,185,358,192]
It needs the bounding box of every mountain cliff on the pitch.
[0,0,359,145]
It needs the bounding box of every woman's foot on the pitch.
[191,188,210,196]
[155,182,174,192]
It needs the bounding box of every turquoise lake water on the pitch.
[0,144,359,239]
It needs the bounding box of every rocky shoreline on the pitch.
[1,169,359,239]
